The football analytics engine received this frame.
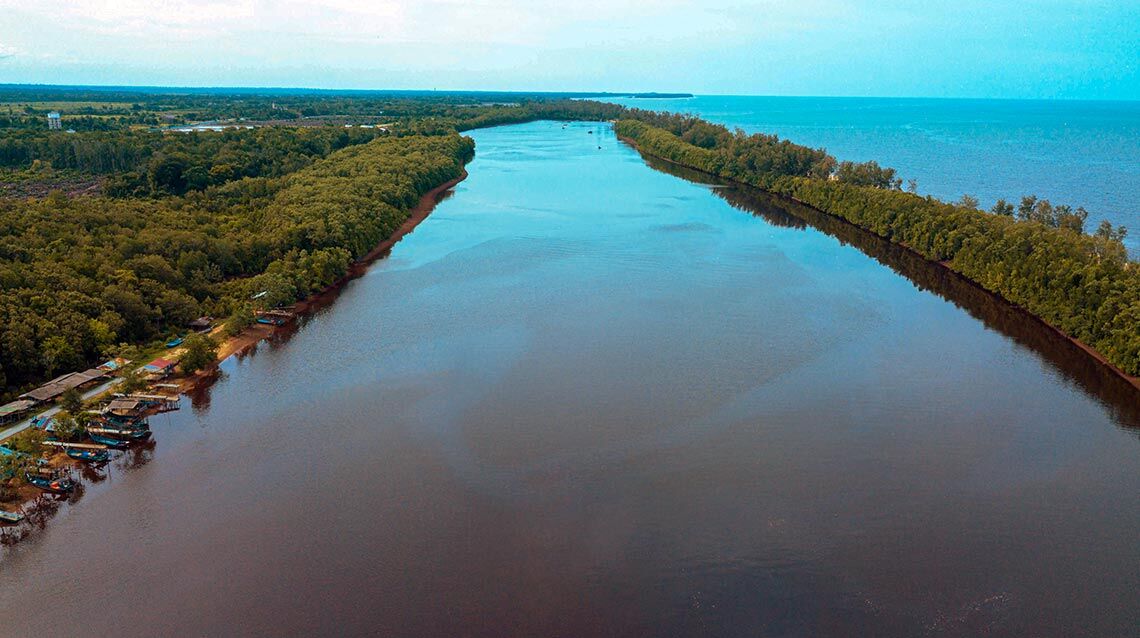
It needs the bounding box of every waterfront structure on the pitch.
[47,111,61,130]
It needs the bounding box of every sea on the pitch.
[605,96,1140,255]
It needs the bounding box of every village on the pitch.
[0,307,295,532]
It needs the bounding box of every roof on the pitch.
[105,398,146,415]
[0,399,36,418]
[142,358,176,372]
[19,368,107,402]
[97,357,130,371]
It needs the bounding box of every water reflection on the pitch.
[641,152,1140,430]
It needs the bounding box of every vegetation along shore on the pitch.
[0,89,1137,536]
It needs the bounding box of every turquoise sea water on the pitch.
[606,96,1140,254]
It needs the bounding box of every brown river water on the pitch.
[0,121,1137,637]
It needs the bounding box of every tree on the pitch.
[179,333,219,374]
[1094,219,1128,244]
[59,388,83,415]
[991,199,1014,216]
[958,194,980,209]
[1017,195,1038,221]
[53,411,85,442]
[148,153,190,194]
[835,160,902,190]
[118,366,148,394]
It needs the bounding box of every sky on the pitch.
[1,0,1137,99]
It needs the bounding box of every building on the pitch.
[19,368,108,403]
[47,112,61,130]
[0,399,36,426]
[140,358,177,379]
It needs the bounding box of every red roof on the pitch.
[146,358,175,369]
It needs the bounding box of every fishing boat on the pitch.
[66,447,111,463]
[254,309,295,326]
[88,425,151,442]
[25,471,74,494]
[165,337,184,348]
[86,432,131,449]
[0,510,24,525]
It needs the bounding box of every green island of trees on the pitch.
[609,116,1138,375]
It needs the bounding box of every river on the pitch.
[1,121,1137,637]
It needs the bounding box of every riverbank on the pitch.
[177,167,469,394]
[616,131,1140,395]
[0,168,469,533]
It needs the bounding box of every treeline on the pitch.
[0,126,385,195]
[0,132,473,396]
[614,118,1140,375]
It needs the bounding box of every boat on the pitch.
[66,448,111,463]
[0,510,24,525]
[86,432,131,449]
[88,426,151,442]
[165,337,184,348]
[25,471,75,494]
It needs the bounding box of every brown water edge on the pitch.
[180,168,469,399]
[0,170,468,543]
[628,142,1140,429]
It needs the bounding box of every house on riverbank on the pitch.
[0,400,36,427]
[19,368,108,403]
[140,358,177,380]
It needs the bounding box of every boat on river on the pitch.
[254,309,295,326]
[66,447,111,463]
[0,510,24,525]
[25,470,74,494]
[87,425,151,442]
[86,432,131,449]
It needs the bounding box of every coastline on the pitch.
[616,133,1140,395]
[177,167,470,394]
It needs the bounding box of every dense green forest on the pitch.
[0,88,1136,400]
[612,118,1139,375]
[0,131,472,395]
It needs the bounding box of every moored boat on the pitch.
[0,510,24,525]
[25,471,74,494]
[66,447,111,463]
[86,432,131,449]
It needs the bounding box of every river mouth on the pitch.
[1,121,1137,637]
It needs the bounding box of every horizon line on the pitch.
[2,83,1138,104]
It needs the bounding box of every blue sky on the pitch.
[1,0,1137,99]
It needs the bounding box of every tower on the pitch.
[47,112,61,130]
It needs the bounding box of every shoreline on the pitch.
[616,133,1140,395]
[177,167,470,394]
[0,168,468,533]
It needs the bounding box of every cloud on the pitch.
[0,43,20,59]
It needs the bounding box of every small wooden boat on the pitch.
[90,425,151,441]
[66,447,111,463]
[86,432,131,449]
[25,471,74,494]
[0,510,24,525]
[165,337,184,348]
